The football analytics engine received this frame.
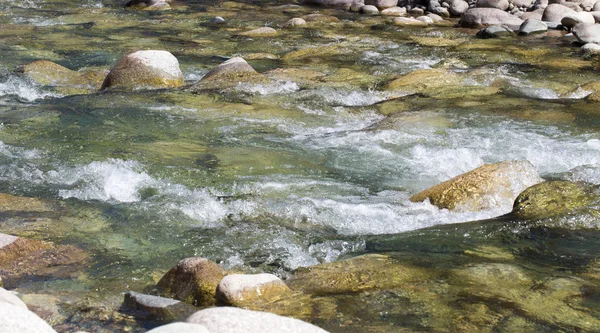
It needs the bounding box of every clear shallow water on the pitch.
[1,0,600,331]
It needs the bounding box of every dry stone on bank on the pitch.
[146,322,210,333]
[409,160,543,212]
[519,18,548,34]
[562,12,595,29]
[542,3,577,22]
[100,50,183,91]
[284,18,307,27]
[0,302,57,333]
[460,8,524,27]
[393,16,429,25]
[365,0,397,9]
[381,6,407,15]
[450,0,469,16]
[476,0,510,11]
[186,307,330,333]
[573,23,600,43]
[237,27,278,37]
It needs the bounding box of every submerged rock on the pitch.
[450,0,469,16]
[157,257,226,306]
[0,302,56,333]
[511,180,596,220]
[409,160,543,212]
[215,273,291,306]
[237,27,278,37]
[17,60,106,94]
[100,50,183,91]
[191,57,268,90]
[186,307,330,333]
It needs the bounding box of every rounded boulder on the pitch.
[100,50,183,91]
[215,273,292,306]
[460,8,524,27]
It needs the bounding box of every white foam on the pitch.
[237,81,300,95]
[0,75,60,102]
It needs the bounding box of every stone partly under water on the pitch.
[1,0,600,332]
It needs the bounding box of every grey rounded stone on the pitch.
[594,1,600,11]
[360,4,380,14]
[410,7,425,15]
[573,22,600,43]
[591,11,600,23]
[476,0,510,11]
[284,18,307,27]
[581,42,600,55]
[561,12,595,28]
[0,302,56,333]
[431,6,451,16]
[380,6,407,15]
[450,0,469,16]
[427,13,445,21]
[365,0,397,9]
[460,8,524,27]
[477,24,516,37]
[542,3,576,22]
[210,16,225,24]
[520,8,544,20]
[519,18,548,34]
[416,15,435,23]
[186,307,330,333]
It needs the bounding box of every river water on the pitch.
[1,0,600,331]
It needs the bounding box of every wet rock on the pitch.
[360,4,380,14]
[0,302,56,333]
[386,68,460,92]
[450,0,469,16]
[288,254,429,295]
[0,234,88,287]
[581,42,600,55]
[210,16,226,25]
[17,60,106,94]
[21,294,66,325]
[542,3,577,22]
[302,13,340,22]
[123,291,197,322]
[417,15,435,23]
[284,17,307,27]
[460,8,524,28]
[282,44,347,61]
[215,273,292,306]
[157,257,226,306]
[123,0,170,10]
[476,0,510,11]
[0,287,27,309]
[191,57,268,90]
[392,16,429,25]
[477,24,516,37]
[146,322,209,333]
[573,23,600,43]
[100,50,183,91]
[237,27,278,37]
[381,6,407,15]
[511,180,596,220]
[299,0,358,8]
[562,12,595,29]
[519,18,548,34]
[409,160,543,212]
[427,13,445,21]
[186,307,330,333]
[365,0,397,9]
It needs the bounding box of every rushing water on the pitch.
[1,0,600,331]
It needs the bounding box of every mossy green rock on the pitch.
[511,180,597,220]
[191,57,269,90]
[100,50,184,91]
[157,257,226,307]
[18,60,107,94]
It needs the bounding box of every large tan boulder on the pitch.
[100,50,184,91]
[157,257,226,306]
[409,160,544,212]
[215,273,291,306]
[460,8,524,27]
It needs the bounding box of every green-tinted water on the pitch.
[0,0,600,331]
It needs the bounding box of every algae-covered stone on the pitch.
[237,27,278,37]
[282,45,348,62]
[511,180,597,220]
[17,60,107,94]
[186,307,330,333]
[409,160,544,212]
[385,68,460,93]
[191,57,268,90]
[215,273,292,306]
[100,50,184,91]
[157,257,226,306]
[288,254,429,295]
